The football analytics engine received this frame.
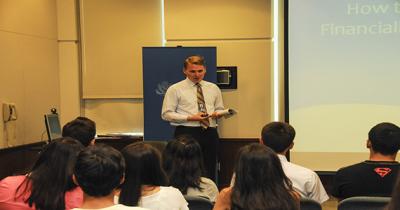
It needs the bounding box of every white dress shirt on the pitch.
[278,154,329,204]
[161,78,224,127]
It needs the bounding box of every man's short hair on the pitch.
[368,122,400,155]
[74,144,125,197]
[261,122,296,153]
[183,55,205,69]
[62,117,96,147]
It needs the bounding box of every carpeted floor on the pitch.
[321,197,339,210]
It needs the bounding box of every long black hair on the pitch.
[162,135,205,194]
[16,137,84,210]
[231,143,298,210]
[118,142,167,206]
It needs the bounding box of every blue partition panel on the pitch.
[142,47,217,141]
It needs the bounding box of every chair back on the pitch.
[300,197,322,210]
[338,196,390,210]
[184,195,214,210]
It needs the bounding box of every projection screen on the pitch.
[286,0,400,171]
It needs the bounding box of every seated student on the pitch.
[62,117,96,147]
[162,135,219,202]
[261,122,329,203]
[214,143,300,210]
[118,142,189,210]
[333,122,400,200]
[72,144,148,210]
[0,137,84,210]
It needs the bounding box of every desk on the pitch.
[0,141,45,180]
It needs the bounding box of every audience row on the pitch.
[1,116,400,210]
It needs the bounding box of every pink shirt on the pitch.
[0,175,83,210]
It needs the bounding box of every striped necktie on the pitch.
[196,83,210,129]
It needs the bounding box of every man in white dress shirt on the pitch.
[261,122,329,204]
[161,55,224,181]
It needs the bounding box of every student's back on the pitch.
[214,143,299,210]
[0,138,84,210]
[162,136,218,202]
[260,122,329,203]
[118,142,189,210]
[333,122,400,200]
[139,186,188,210]
[0,176,83,210]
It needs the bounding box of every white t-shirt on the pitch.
[139,186,189,210]
[186,177,219,202]
[278,154,329,203]
[230,155,329,204]
[73,204,148,210]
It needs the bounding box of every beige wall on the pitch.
[57,0,81,125]
[80,0,162,98]
[165,0,271,40]
[0,0,60,147]
[77,0,162,134]
[76,0,274,138]
[84,99,143,134]
[165,0,272,137]
[0,0,275,146]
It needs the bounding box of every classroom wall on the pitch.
[0,0,275,146]
[0,0,60,148]
[76,0,162,134]
[165,0,272,137]
[57,0,81,125]
[75,0,273,138]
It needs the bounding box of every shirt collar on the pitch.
[185,78,203,87]
[278,154,288,162]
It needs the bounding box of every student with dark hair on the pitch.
[333,122,400,200]
[0,137,84,210]
[118,142,188,210]
[261,122,328,203]
[162,135,218,202]
[214,143,299,210]
[72,144,147,210]
[62,117,96,147]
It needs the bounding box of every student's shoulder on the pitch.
[337,162,366,173]
[286,161,318,178]
[160,186,184,196]
[0,175,26,188]
[200,177,217,185]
